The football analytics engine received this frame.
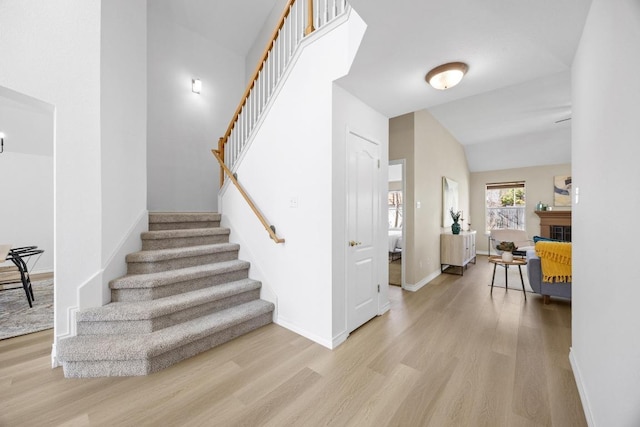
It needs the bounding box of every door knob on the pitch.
[349,240,362,247]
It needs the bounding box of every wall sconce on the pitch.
[425,62,468,90]
[192,78,202,94]
[0,132,4,154]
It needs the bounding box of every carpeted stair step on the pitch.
[110,260,250,302]
[141,227,230,250]
[58,299,275,378]
[126,243,240,274]
[77,279,262,335]
[148,212,221,231]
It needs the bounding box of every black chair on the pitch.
[5,246,44,308]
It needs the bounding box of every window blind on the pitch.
[486,181,525,190]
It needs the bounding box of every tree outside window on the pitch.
[388,191,403,228]
[486,182,525,231]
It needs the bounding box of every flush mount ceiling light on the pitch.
[425,62,468,90]
[192,78,202,94]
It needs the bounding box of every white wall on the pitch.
[147,4,247,212]
[331,84,389,342]
[0,87,54,273]
[98,0,148,304]
[220,9,367,348]
[571,1,640,425]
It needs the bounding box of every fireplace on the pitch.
[535,210,572,242]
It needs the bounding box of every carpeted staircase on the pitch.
[57,212,274,378]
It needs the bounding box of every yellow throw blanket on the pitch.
[536,241,572,283]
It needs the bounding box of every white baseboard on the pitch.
[404,270,441,292]
[379,300,391,315]
[52,305,78,368]
[331,331,349,349]
[30,268,54,276]
[569,348,595,427]
[275,316,335,350]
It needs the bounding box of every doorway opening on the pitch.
[0,85,55,339]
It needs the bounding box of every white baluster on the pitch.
[286,13,292,61]
[224,138,228,170]
[276,32,281,78]
[228,131,232,169]
[230,138,235,170]
[247,93,252,137]
[286,10,291,59]
[256,73,261,117]
[258,69,263,114]
[233,132,237,168]
[282,19,288,69]
[272,38,277,85]
[253,82,257,128]
[241,109,245,149]
[293,2,298,44]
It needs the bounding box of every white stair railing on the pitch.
[216,0,349,184]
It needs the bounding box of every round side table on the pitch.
[488,255,527,300]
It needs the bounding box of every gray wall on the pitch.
[147,4,246,212]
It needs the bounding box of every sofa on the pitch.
[526,248,572,304]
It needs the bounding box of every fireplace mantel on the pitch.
[535,210,572,241]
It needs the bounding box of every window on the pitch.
[486,181,525,231]
[388,191,403,228]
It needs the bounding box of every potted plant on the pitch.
[496,241,517,262]
[450,208,462,235]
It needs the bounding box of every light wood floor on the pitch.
[0,256,586,426]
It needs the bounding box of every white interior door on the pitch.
[346,131,380,333]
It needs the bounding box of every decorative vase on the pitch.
[501,252,513,262]
[451,221,461,235]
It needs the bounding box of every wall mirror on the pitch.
[442,177,459,227]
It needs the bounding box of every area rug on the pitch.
[0,279,53,340]
[487,265,534,293]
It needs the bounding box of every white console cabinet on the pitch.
[440,231,476,275]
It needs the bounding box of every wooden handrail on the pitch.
[211,149,285,244]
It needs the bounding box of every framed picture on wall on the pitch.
[554,175,572,207]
